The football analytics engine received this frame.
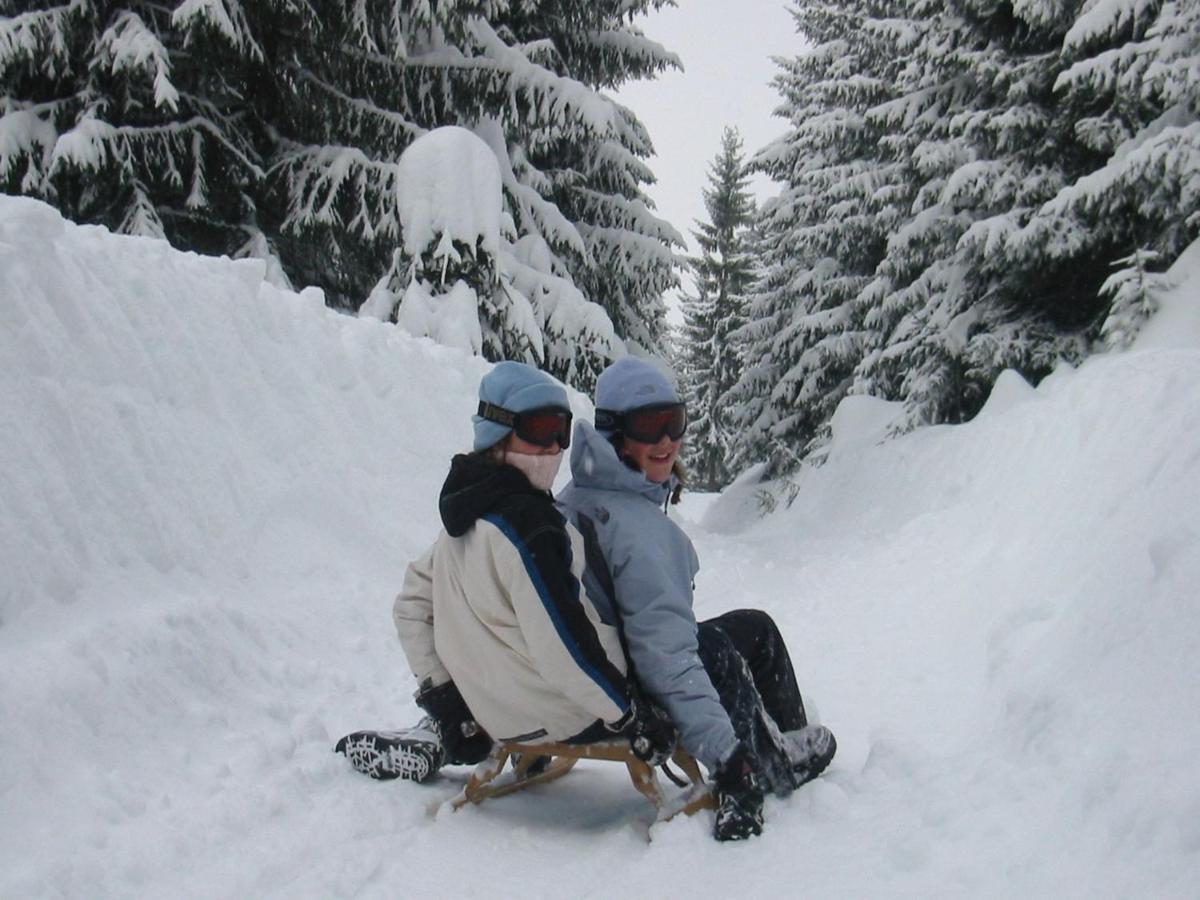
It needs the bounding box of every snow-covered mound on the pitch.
[2,196,1198,897]
[1,195,493,630]
[700,346,1200,895]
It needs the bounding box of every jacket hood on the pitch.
[438,453,545,536]
[567,421,672,506]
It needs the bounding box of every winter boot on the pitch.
[712,743,765,842]
[782,723,836,788]
[335,717,445,782]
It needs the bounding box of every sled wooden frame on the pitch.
[450,739,715,822]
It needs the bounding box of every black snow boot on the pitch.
[335,717,445,782]
[712,743,765,842]
[782,724,836,788]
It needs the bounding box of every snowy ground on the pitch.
[2,195,1199,898]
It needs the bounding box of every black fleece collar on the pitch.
[438,453,548,537]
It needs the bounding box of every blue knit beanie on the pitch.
[594,357,680,435]
[473,361,570,451]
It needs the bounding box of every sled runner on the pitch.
[450,738,715,822]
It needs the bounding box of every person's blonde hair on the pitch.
[669,460,686,505]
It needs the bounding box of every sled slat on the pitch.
[450,739,714,823]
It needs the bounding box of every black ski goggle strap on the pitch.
[595,402,688,444]
[478,402,572,449]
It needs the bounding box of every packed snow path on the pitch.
[2,197,1198,898]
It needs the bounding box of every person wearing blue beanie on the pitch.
[336,361,673,787]
[594,357,681,428]
[591,356,688,488]
[472,360,571,452]
[558,356,838,842]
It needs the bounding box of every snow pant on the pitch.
[697,608,807,795]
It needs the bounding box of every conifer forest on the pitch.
[3,0,1197,484]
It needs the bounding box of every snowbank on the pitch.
[0,195,493,631]
[699,342,1200,896]
[3,196,1198,897]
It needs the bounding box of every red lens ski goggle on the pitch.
[595,402,688,444]
[478,402,572,449]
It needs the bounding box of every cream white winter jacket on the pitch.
[394,454,630,744]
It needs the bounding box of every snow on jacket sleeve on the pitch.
[601,505,740,770]
[393,541,453,691]
[483,505,631,727]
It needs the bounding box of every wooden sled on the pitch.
[450,739,715,822]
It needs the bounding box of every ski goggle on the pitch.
[478,402,572,449]
[595,402,688,444]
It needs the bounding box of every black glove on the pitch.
[712,742,765,842]
[630,696,677,766]
[607,696,676,766]
[416,680,493,766]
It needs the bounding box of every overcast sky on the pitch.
[614,0,803,305]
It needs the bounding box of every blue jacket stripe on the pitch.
[484,513,626,709]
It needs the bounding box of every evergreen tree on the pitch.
[1009,0,1200,346]
[853,0,1097,436]
[0,0,683,389]
[731,0,1198,475]
[726,0,907,473]
[0,1,269,263]
[679,126,756,490]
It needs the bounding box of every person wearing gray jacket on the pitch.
[556,356,837,842]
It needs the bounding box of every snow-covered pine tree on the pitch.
[678,126,756,491]
[363,126,544,365]
[1,1,682,389]
[734,0,1197,476]
[726,0,907,474]
[846,0,1097,437]
[863,0,1199,434]
[869,0,1199,430]
[0,1,267,262]
[491,3,685,369]
[176,0,682,385]
[1009,0,1200,348]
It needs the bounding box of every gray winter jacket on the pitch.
[556,422,740,770]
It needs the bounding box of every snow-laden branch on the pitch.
[0,108,57,190]
[1066,119,1196,212]
[96,10,179,112]
[1063,0,1163,54]
[118,177,166,238]
[1055,45,1144,98]
[349,0,379,55]
[173,0,265,62]
[572,187,684,245]
[475,120,587,257]
[50,115,263,179]
[501,237,621,367]
[270,144,400,238]
[465,17,619,138]
[296,70,427,145]
[0,4,75,79]
[584,28,682,70]
[575,222,679,275]
[562,27,682,86]
[581,138,656,188]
